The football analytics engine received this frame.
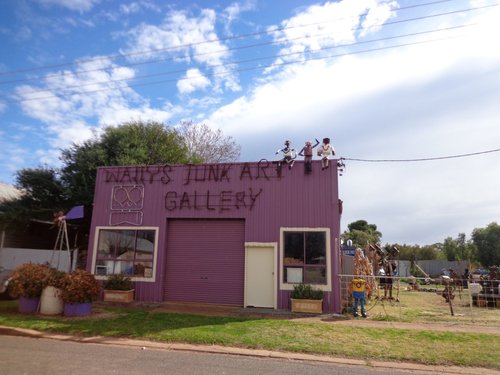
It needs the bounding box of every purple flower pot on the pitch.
[18,297,40,314]
[64,302,92,317]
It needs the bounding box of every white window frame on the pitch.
[91,226,159,283]
[279,227,332,292]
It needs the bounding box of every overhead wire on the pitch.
[8,31,468,103]
[0,0,460,78]
[342,148,500,163]
[0,2,490,88]
[5,23,475,101]
[0,2,496,104]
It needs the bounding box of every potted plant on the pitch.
[290,283,324,314]
[103,274,134,303]
[40,268,66,315]
[61,269,101,317]
[9,262,50,313]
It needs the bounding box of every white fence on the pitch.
[0,247,76,272]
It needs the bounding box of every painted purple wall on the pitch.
[87,160,342,312]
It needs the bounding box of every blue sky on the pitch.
[1,0,499,245]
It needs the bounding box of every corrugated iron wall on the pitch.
[87,160,342,312]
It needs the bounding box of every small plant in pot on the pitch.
[61,269,101,316]
[9,262,50,313]
[290,283,324,314]
[103,274,134,303]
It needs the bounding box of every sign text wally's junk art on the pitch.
[101,161,283,224]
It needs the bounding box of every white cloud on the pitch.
[14,57,173,149]
[121,7,239,94]
[177,68,211,94]
[202,0,500,244]
[222,1,256,33]
[36,0,101,13]
[268,0,397,67]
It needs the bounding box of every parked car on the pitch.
[0,266,13,297]
[471,268,489,281]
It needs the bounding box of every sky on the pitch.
[0,0,499,246]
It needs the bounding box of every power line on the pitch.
[0,0,487,81]
[343,148,500,162]
[7,30,468,104]
[5,23,474,101]
[0,4,489,88]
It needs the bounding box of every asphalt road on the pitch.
[0,335,441,375]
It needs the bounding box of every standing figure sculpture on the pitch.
[298,138,319,174]
[317,137,335,170]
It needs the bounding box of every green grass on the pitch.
[0,300,499,369]
[363,284,500,326]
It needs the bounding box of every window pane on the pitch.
[304,266,326,284]
[134,262,154,278]
[284,267,303,283]
[284,232,304,264]
[115,230,136,259]
[96,229,156,277]
[115,261,134,275]
[136,230,155,261]
[97,230,116,258]
[305,232,326,265]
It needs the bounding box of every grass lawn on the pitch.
[363,283,500,326]
[0,299,499,369]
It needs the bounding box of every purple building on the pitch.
[87,159,343,313]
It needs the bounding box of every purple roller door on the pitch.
[164,219,245,305]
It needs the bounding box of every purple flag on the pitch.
[65,205,84,219]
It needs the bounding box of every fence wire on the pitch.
[339,275,499,324]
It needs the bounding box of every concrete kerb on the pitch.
[1,325,499,375]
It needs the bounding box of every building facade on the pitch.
[87,160,343,313]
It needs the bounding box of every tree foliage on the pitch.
[471,222,500,267]
[442,233,476,262]
[342,219,382,248]
[178,121,241,163]
[387,243,443,261]
[60,121,190,206]
[0,167,66,228]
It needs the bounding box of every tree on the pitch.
[391,243,442,261]
[60,120,191,206]
[178,121,241,163]
[0,167,66,228]
[442,233,476,262]
[342,219,382,248]
[471,222,500,267]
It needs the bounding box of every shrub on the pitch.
[103,274,133,291]
[44,268,67,290]
[9,263,50,298]
[61,269,101,304]
[290,283,323,300]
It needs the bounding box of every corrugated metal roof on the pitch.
[0,183,22,203]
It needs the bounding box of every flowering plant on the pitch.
[9,262,50,298]
[44,267,67,290]
[61,269,101,304]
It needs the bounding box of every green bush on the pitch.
[290,283,323,300]
[103,274,133,291]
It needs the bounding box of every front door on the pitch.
[245,244,276,308]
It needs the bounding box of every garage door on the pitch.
[164,219,245,305]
